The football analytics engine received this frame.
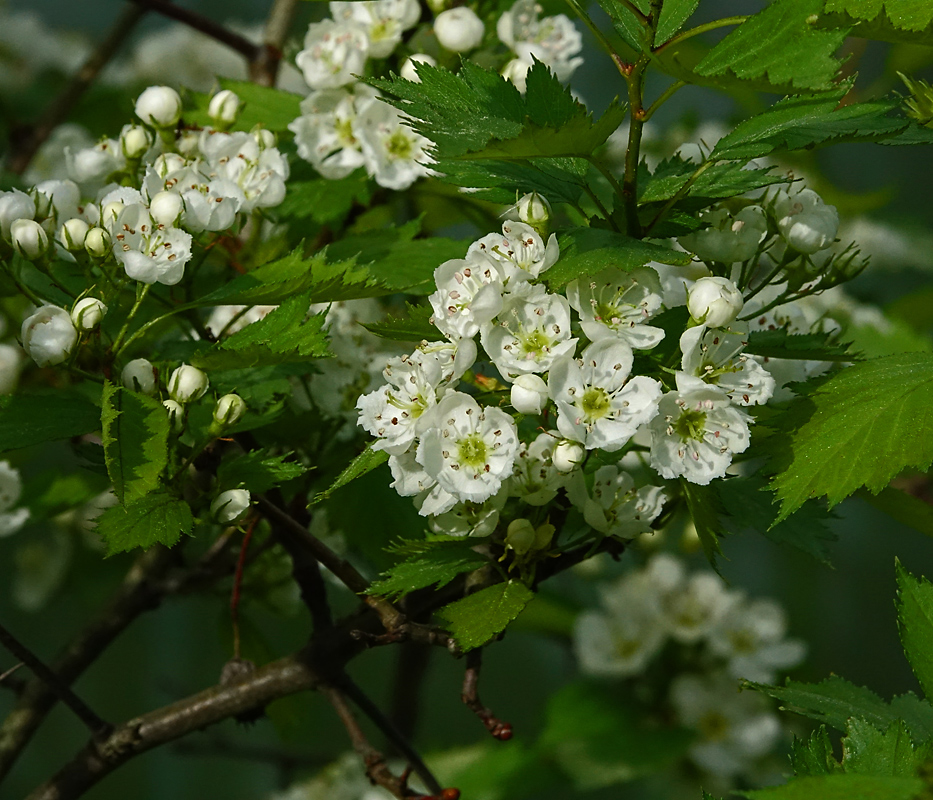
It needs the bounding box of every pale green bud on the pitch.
[212,393,247,428]
[84,227,111,259]
[71,297,107,331]
[59,218,90,252]
[208,89,241,129]
[168,364,209,404]
[212,489,251,524]
[11,219,49,260]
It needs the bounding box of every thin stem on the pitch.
[563,0,629,78]
[0,262,45,307]
[0,664,25,694]
[230,516,259,660]
[643,79,687,121]
[582,185,617,230]
[249,0,300,86]
[654,15,748,53]
[112,284,151,356]
[621,59,649,236]
[116,300,200,356]
[643,159,715,236]
[0,621,110,738]
[585,156,629,223]
[461,650,513,741]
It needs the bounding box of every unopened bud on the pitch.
[434,7,485,52]
[71,297,107,331]
[101,201,125,227]
[212,489,251,524]
[168,364,209,403]
[400,54,437,83]
[505,518,536,555]
[122,358,158,394]
[505,192,552,238]
[84,227,111,258]
[149,191,183,226]
[120,124,153,160]
[212,393,247,428]
[135,85,183,128]
[552,440,585,472]
[208,89,241,128]
[59,218,90,252]
[687,276,743,328]
[21,306,77,367]
[11,219,49,260]
[510,374,549,415]
[252,128,276,149]
[163,399,185,433]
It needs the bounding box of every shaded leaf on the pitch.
[276,172,372,224]
[859,487,933,539]
[823,0,933,33]
[656,0,701,45]
[639,157,786,204]
[216,451,309,493]
[737,774,924,799]
[438,581,535,651]
[185,79,302,132]
[310,442,389,505]
[366,541,489,599]
[434,156,589,205]
[791,726,839,776]
[842,718,926,777]
[0,390,100,454]
[896,561,933,699]
[744,330,855,362]
[96,491,193,555]
[681,479,727,570]
[362,302,437,342]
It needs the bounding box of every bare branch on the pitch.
[0,664,25,695]
[249,0,301,87]
[460,650,512,741]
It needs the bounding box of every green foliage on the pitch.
[695,0,849,92]
[655,0,701,45]
[896,561,933,698]
[743,330,855,362]
[438,581,535,651]
[101,381,169,505]
[216,451,309,493]
[638,158,787,204]
[737,774,925,799]
[310,442,389,505]
[361,302,436,342]
[192,292,332,370]
[771,353,933,521]
[365,540,490,599]
[842,718,928,777]
[792,726,839,776]
[276,173,373,225]
[540,682,693,789]
[0,390,100,454]
[96,490,194,555]
[823,0,933,35]
[681,479,726,568]
[185,79,303,132]
[434,157,590,206]
[543,228,691,290]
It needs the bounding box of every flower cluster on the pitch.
[574,554,805,779]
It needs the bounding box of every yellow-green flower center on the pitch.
[581,387,611,421]
[520,328,550,356]
[386,130,413,160]
[457,434,488,468]
[674,408,707,441]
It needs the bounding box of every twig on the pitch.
[230,516,259,660]
[0,664,25,694]
[0,622,110,738]
[389,643,432,742]
[249,0,300,87]
[460,650,512,741]
[6,4,146,175]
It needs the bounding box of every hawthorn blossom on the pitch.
[497,0,583,82]
[566,267,665,349]
[355,100,433,190]
[429,488,507,537]
[468,220,559,282]
[548,339,662,451]
[680,324,775,406]
[659,571,732,644]
[0,461,29,537]
[687,276,744,328]
[142,163,244,233]
[428,250,505,340]
[330,0,419,58]
[567,465,666,538]
[678,205,768,264]
[771,186,839,254]
[111,203,192,285]
[21,306,77,367]
[508,432,566,506]
[296,20,369,90]
[198,130,289,212]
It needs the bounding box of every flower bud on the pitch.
[71,298,107,331]
[434,7,485,52]
[687,276,743,328]
[59,218,90,252]
[101,201,125,227]
[21,306,78,367]
[507,192,552,237]
[149,191,184,227]
[678,205,767,264]
[168,364,209,404]
[252,128,276,150]
[135,85,183,129]
[552,440,585,472]
[505,518,536,555]
[772,187,839,254]
[163,399,185,433]
[212,393,247,428]
[120,124,153,160]
[502,58,532,92]
[400,54,437,83]
[510,374,549,415]
[212,489,251,524]
[10,219,49,260]
[122,358,158,394]
[84,227,111,258]
[0,190,36,241]
[208,89,241,128]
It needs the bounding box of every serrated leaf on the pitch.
[656,0,701,45]
[361,302,437,342]
[843,718,925,777]
[543,228,691,289]
[815,11,933,46]
[276,172,373,225]
[696,0,849,92]
[896,561,933,699]
[96,490,193,555]
[185,79,302,132]
[681,479,727,570]
[792,726,839,776]
[310,442,389,505]
[216,451,309,493]
[737,774,924,799]
[434,157,588,205]
[744,330,856,362]
[771,353,933,520]
[366,541,489,599]
[0,390,100,454]
[711,92,909,162]
[101,381,169,504]
[438,581,535,652]
[823,0,933,33]
[598,0,650,51]
[639,157,786,204]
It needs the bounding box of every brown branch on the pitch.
[249,0,301,87]
[389,643,432,742]
[460,650,512,741]
[0,664,25,695]
[0,622,110,738]
[6,4,146,175]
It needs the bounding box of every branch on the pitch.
[460,650,512,741]
[249,0,301,87]
[6,4,146,175]
[0,664,25,695]
[0,622,110,738]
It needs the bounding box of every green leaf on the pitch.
[101,381,169,504]
[438,581,535,652]
[638,157,786,204]
[823,0,933,33]
[598,0,649,51]
[896,561,933,699]
[185,79,302,132]
[216,451,309,493]
[744,330,856,362]
[815,11,933,47]
[655,0,701,45]
[771,353,933,521]
[361,302,437,342]
[310,442,389,505]
[540,682,693,789]
[681,479,727,569]
[366,541,489,599]
[96,491,194,555]
[737,774,924,799]
[0,390,100,454]
[859,487,933,539]
[843,718,927,777]
[711,91,910,162]
[792,726,840,776]
[696,0,849,92]
[434,156,589,205]
[192,291,332,370]
[276,173,373,225]
[543,228,691,290]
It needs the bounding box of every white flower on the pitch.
[428,250,506,340]
[501,57,532,92]
[548,339,662,452]
[213,393,247,427]
[58,218,90,252]
[119,123,153,160]
[65,138,124,188]
[497,0,583,81]
[168,364,209,404]
[566,267,666,349]
[33,179,81,224]
[481,282,576,380]
[414,338,477,386]
[21,306,77,367]
[122,358,158,394]
[510,373,549,414]
[772,187,839,254]
[429,487,507,537]
[708,595,807,683]
[552,439,584,472]
[0,189,36,241]
[163,399,185,433]
[659,571,731,643]
[296,20,370,90]
[208,89,242,127]
[670,673,781,778]
[148,191,184,227]
[134,85,183,128]
[508,432,566,505]
[10,219,50,260]
[648,372,751,485]
[567,465,666,538]
[399,53,436,83]
[687,276,744,328]
[111,204,192,285]
[415,391,518,504]
[355,100,433,190]
[680,323,775,406]
[144,164,244,233]
[0,460,30,537]
[435,7,485,52]
[330,0,419,58]
[679,205,768,264]
[468,221,559,282]
[212,489,251,523]
[71,298,107,331]
[502,191,551,237]
[198,130,289,212]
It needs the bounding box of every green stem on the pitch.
[643,80,687,121]
[654,15,748,53]
[621,59,649,237]
[564,0,630,78]
[1,261,45,307]
[643,159,715,236]
[586,156,628,212]
[740,250,797,307]
[112,283,151,355]
[615,0,650,25]
[116,299,200,355]
[582,186,618,231]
